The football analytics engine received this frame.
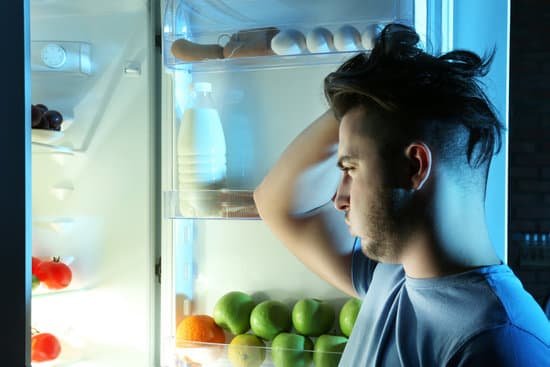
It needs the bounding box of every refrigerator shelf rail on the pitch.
[164,49,374,73]
[164,190,259,219]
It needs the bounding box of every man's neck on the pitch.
[399,230,501,279]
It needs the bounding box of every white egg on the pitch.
[306,27,335,53]
[270,29,308,56]
[362,24,383,50]
[334,25,362,52]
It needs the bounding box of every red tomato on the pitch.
[31,333,61,362]
[32,256,42,275]
[35,257,72,290]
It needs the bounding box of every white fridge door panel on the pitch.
[31,1,157,366]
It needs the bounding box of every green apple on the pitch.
[313,334,347,367]
[292,298,335,336]
[339,298,361,337]
[214,291,256,335]
[250,300,291,341]
[271,332,313,367]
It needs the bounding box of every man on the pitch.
[254,24,549,366]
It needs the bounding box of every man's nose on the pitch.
[333,179,349,212]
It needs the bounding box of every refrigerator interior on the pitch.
[158,0,492,366]
[30,0,157,366]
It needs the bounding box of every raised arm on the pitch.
[253,110,357,297]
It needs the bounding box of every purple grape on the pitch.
[36,116,50,130]
[31,105,43,128]
[35,104,48,113]
[43,110,63,131]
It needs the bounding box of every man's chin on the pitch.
[360,238,400,264]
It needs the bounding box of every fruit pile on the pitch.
[175,291,361,367]
[32,256,73,291]
[31,104,64,131]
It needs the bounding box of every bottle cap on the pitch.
[193,82,212,93]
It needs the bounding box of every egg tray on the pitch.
[166,22,389,66]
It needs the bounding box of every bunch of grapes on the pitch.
[31,104,63,131]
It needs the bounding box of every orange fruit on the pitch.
[176,315,226,345]
[176,315,226,365]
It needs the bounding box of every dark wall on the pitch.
[509,0,550,306]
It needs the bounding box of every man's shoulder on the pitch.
[403,264,550,363]
[447,323,550,366]
[482,265,550,345]
[442,265,550,365]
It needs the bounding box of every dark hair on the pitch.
[324,23,505,168]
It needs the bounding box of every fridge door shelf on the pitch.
[163,0,411,71]
[165,50,375,73]
[32,129,65,144]
[32,284,90,298]
[31,115,74,144]
[165,190,259,219]
[174,340,343,367]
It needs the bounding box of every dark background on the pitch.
[508,0,550,307]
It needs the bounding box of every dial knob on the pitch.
[41,43,67,69]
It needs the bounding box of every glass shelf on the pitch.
[164,190,259,219]
[166,50,367,73]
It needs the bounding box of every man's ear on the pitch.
[404,142,432,190]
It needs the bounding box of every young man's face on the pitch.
[334,106,410,263]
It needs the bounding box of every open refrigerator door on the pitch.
[30,0,157,366]
[159,1,462,366]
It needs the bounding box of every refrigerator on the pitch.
[5,0,509,365]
